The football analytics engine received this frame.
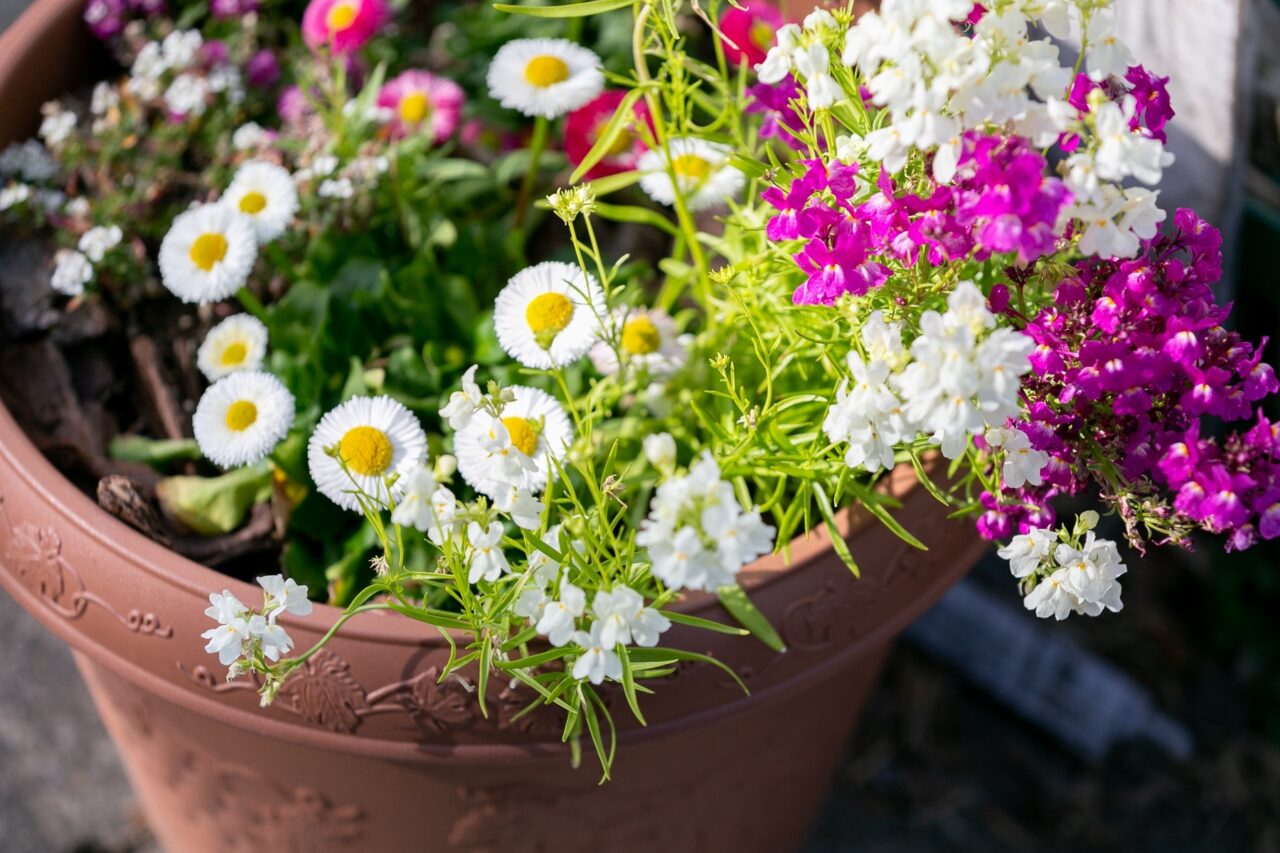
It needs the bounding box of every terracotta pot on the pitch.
[0,2,986,850]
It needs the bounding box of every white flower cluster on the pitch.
[296,152,388,201]
[201,575,313,668]
[997,512,1126,619]
[125,29,246,116]
[0,139,57,182]
[985,425,1050,490]
[757,8,843,110]
[636,450,775,592]
[824,282,1034,469]
[48,225,124,297]
[838,0,1084,182]
[1058,91,1171,258]
[514,542,671,685]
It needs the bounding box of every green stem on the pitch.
[235,286,268,322]
[515,115,551,230]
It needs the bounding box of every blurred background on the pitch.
[1,0,1279,850]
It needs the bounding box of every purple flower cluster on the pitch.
[210,0,260,18]
[746,76,807,152]
[83,0,165,40]
[1003,209,1280,550]
[764,159,890,305]
[1067,64,1174,143]
[765,132,1070,305]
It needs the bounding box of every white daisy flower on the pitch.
[308,396,429,511]
[455,385,573,499]
[590,306,690,377]
[193,371,295,469]
[486,38,604,119]
[158,203,258,304]
[223,161,298,243]
[637,137,744,211]
[196,314,269,381]
[494,261,604,370]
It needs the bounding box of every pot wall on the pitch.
[0,1,987,850]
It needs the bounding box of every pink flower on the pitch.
[377,70,465,142]
[301,0,388,55]
[720,0,785,68]
[563,90,652,180]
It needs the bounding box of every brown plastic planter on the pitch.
[0,2,985,850]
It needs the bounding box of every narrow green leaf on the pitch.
[617,645,647,726]
[627,647,749,695]
[569,87,648,183]
[846,481,929,551]
[659,610,750,636]
[813,482,860,577]
[495,0,635,17]
[717,586,786,652]
[593,201,679,235]
[908,449,950,506]
[477,637,492,718]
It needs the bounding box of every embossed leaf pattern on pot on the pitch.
[404,667,476,732]
[276,649,370,733]
[11,522,66,602]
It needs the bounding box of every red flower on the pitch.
[720,0,786,68]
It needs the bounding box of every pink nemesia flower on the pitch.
[563,90,652,180]
[301,0,388,55]
[720,0,786,68]
[377,70,466,142]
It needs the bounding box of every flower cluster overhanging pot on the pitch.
[0,4,985,850]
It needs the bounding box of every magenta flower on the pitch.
[301,0,388,55]
[746,76,806,151]
[720,0,786,68]
[377,70,465,142]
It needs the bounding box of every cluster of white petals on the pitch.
[201,575,313,668]
[998,514,1126,620]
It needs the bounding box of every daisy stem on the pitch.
[515,115,551,230]
[235,286,268,323]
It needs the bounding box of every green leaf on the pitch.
[717,585,786,652]
[627,647,749,695]
[494,0,635,18]
[108,435,201,467]
[569,87,648,183]
[156,463,273,536]
[592,201,679,235]
[813,482,859,577]
[584,169,644,197]
[659,610,750,636]
[907,449,950,506]
[616,645,647,726]
[846,481,928,551]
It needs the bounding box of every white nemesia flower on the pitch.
[0,183,31,211]
[390,466,439,531]
[259,574,313,620]
[196,313,270,381]
[486,38,604,119]
[204,589,249,624]
[50,249,93,296]
[496,485,545,531]
[248,613,294,662]
[571,622,624,685]
[38,108,76,147]
[440,364,483,430]
[455,385,573,499]
[590,306,690,377]
[996,426,1049,489]
[467,521,509,583]
[91,82,119,116]
[232,122,270,151]
[0,140,57,182]
[193,371,295,468]
[224,161,299,243]
[202,616,251,665]
[493,261,604,369]
[637,137,744,211]
[158,203,258,304]
[643,432,677,473]
[317,177,355,199]
[77,225,123,263]
[165,73,210,117]
[536,580,586,646]
[996,526,1056,578]
[591,586,671,648]
[308,396,429,511]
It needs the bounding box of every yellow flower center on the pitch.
[526,292,575,349]
[220,341,248,367]
[339,426,394,477]
[749,20,776,51]
[672,154,712,180]
[524,55,570,88]
[621,316,661,355]
[238,191,267,215]
[326,0,359,33]
[224,400,258,432]
[502,416,539,457]
[189,233,228,272]
[399,91,431,124]
[594,121,633,157]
